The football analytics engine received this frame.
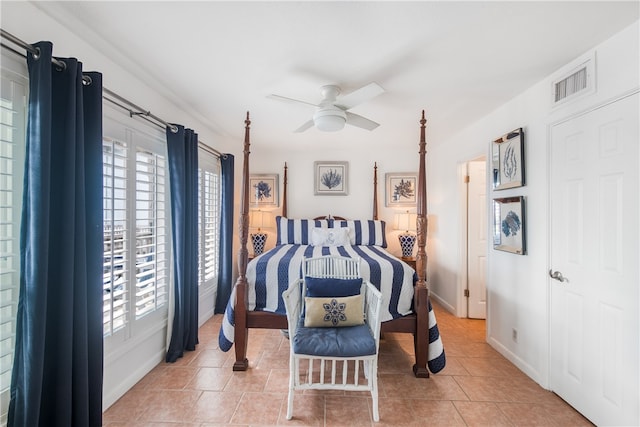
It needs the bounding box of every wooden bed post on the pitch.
[372,162,378,220]
[233,112,251,371]
[282,162,288,217]
[413,110,430,378]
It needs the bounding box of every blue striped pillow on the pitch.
[330,220,387,247]
[275,216,329,245]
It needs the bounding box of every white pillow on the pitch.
[310,227,351,247]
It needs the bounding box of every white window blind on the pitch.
[135,149,167,318]
[198,168,220,285]
[103,138,128,336]
[0,68,26,395]
[102,139,169,335]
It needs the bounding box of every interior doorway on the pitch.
[458,157,487,319]
[549,93,638,425]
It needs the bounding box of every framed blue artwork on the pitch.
[314,161,348,196]
[493,196,526,255]
[492,128,525,190]
[250,174,279,206]
[385,172,417,207]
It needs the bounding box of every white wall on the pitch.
[427,21,639,387]
[248,143,424,257]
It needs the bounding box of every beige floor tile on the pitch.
[410,400,467,426]
[278,393,325,426]
[453,401,513,426]
[229,392,286,425]
[324,395,372,427]
[104,302,591,427]
[191,390,243,424]
[136,389,202,423]
[185,366,232,391]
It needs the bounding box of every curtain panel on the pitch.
[165,125,199,362]
[215,154,234,313]
[9,41,103,427]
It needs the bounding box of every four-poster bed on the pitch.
[218,111,445,377]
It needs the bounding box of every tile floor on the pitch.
[103,302,593,426]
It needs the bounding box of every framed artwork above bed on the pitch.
[314,161,348,196]
[385,172,417,206]
[250,174,279,206]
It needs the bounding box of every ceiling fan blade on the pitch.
[345,111,379,131]
[336,82,385,110]
[294,119,315,133]
[267,94,317,108]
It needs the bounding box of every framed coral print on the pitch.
[493,196,526,255]
[492,127,525,190]
[385,172,417,207]
[250,174,279,206]
[314,161,348,195]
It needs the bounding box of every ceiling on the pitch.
[31,1,639,152]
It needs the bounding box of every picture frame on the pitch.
[385,172,418,207]
[492,127,525,190]
[493,196,526,255]
[249,174,279,206]
[314,161,348,196]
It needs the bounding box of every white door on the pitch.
[549,93,639,426]
[467,160,487,319]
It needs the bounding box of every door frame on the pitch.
[546,88,640,419]
[457,155,488,318]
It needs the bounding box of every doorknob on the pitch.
[549,269,569,283]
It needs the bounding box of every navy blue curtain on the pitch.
[215,154,234,313]
[9,42,103,426]
[165,125,199,362]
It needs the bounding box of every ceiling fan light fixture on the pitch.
[313,108,346,132]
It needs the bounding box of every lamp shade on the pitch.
[394,211,417,233]
[249,209,266,231]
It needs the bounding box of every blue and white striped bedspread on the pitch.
[218,244,446,373]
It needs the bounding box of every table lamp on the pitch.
[395,210,417,259]
[250,210,268,256]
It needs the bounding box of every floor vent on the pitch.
[551,55,595,106]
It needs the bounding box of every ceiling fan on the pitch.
[267,82,384,132]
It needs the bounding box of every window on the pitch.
[0,63,27,411]
[198,167,220,285]
[196,152,221,322]
[102,138,128,335]
[134,149,167,318]
[102,138,168,337]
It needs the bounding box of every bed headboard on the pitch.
[312,215,347,221]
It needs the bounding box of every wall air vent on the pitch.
[551,53,596,107]
[554,67,587,102]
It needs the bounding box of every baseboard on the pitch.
[103,348,165,410]
[429,292,456,315]
[487,335,546,389]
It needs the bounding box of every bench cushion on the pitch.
[293,318,376,357]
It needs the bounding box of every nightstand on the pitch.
[398,256,416,272]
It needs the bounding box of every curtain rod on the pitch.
[0,28,224,159]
